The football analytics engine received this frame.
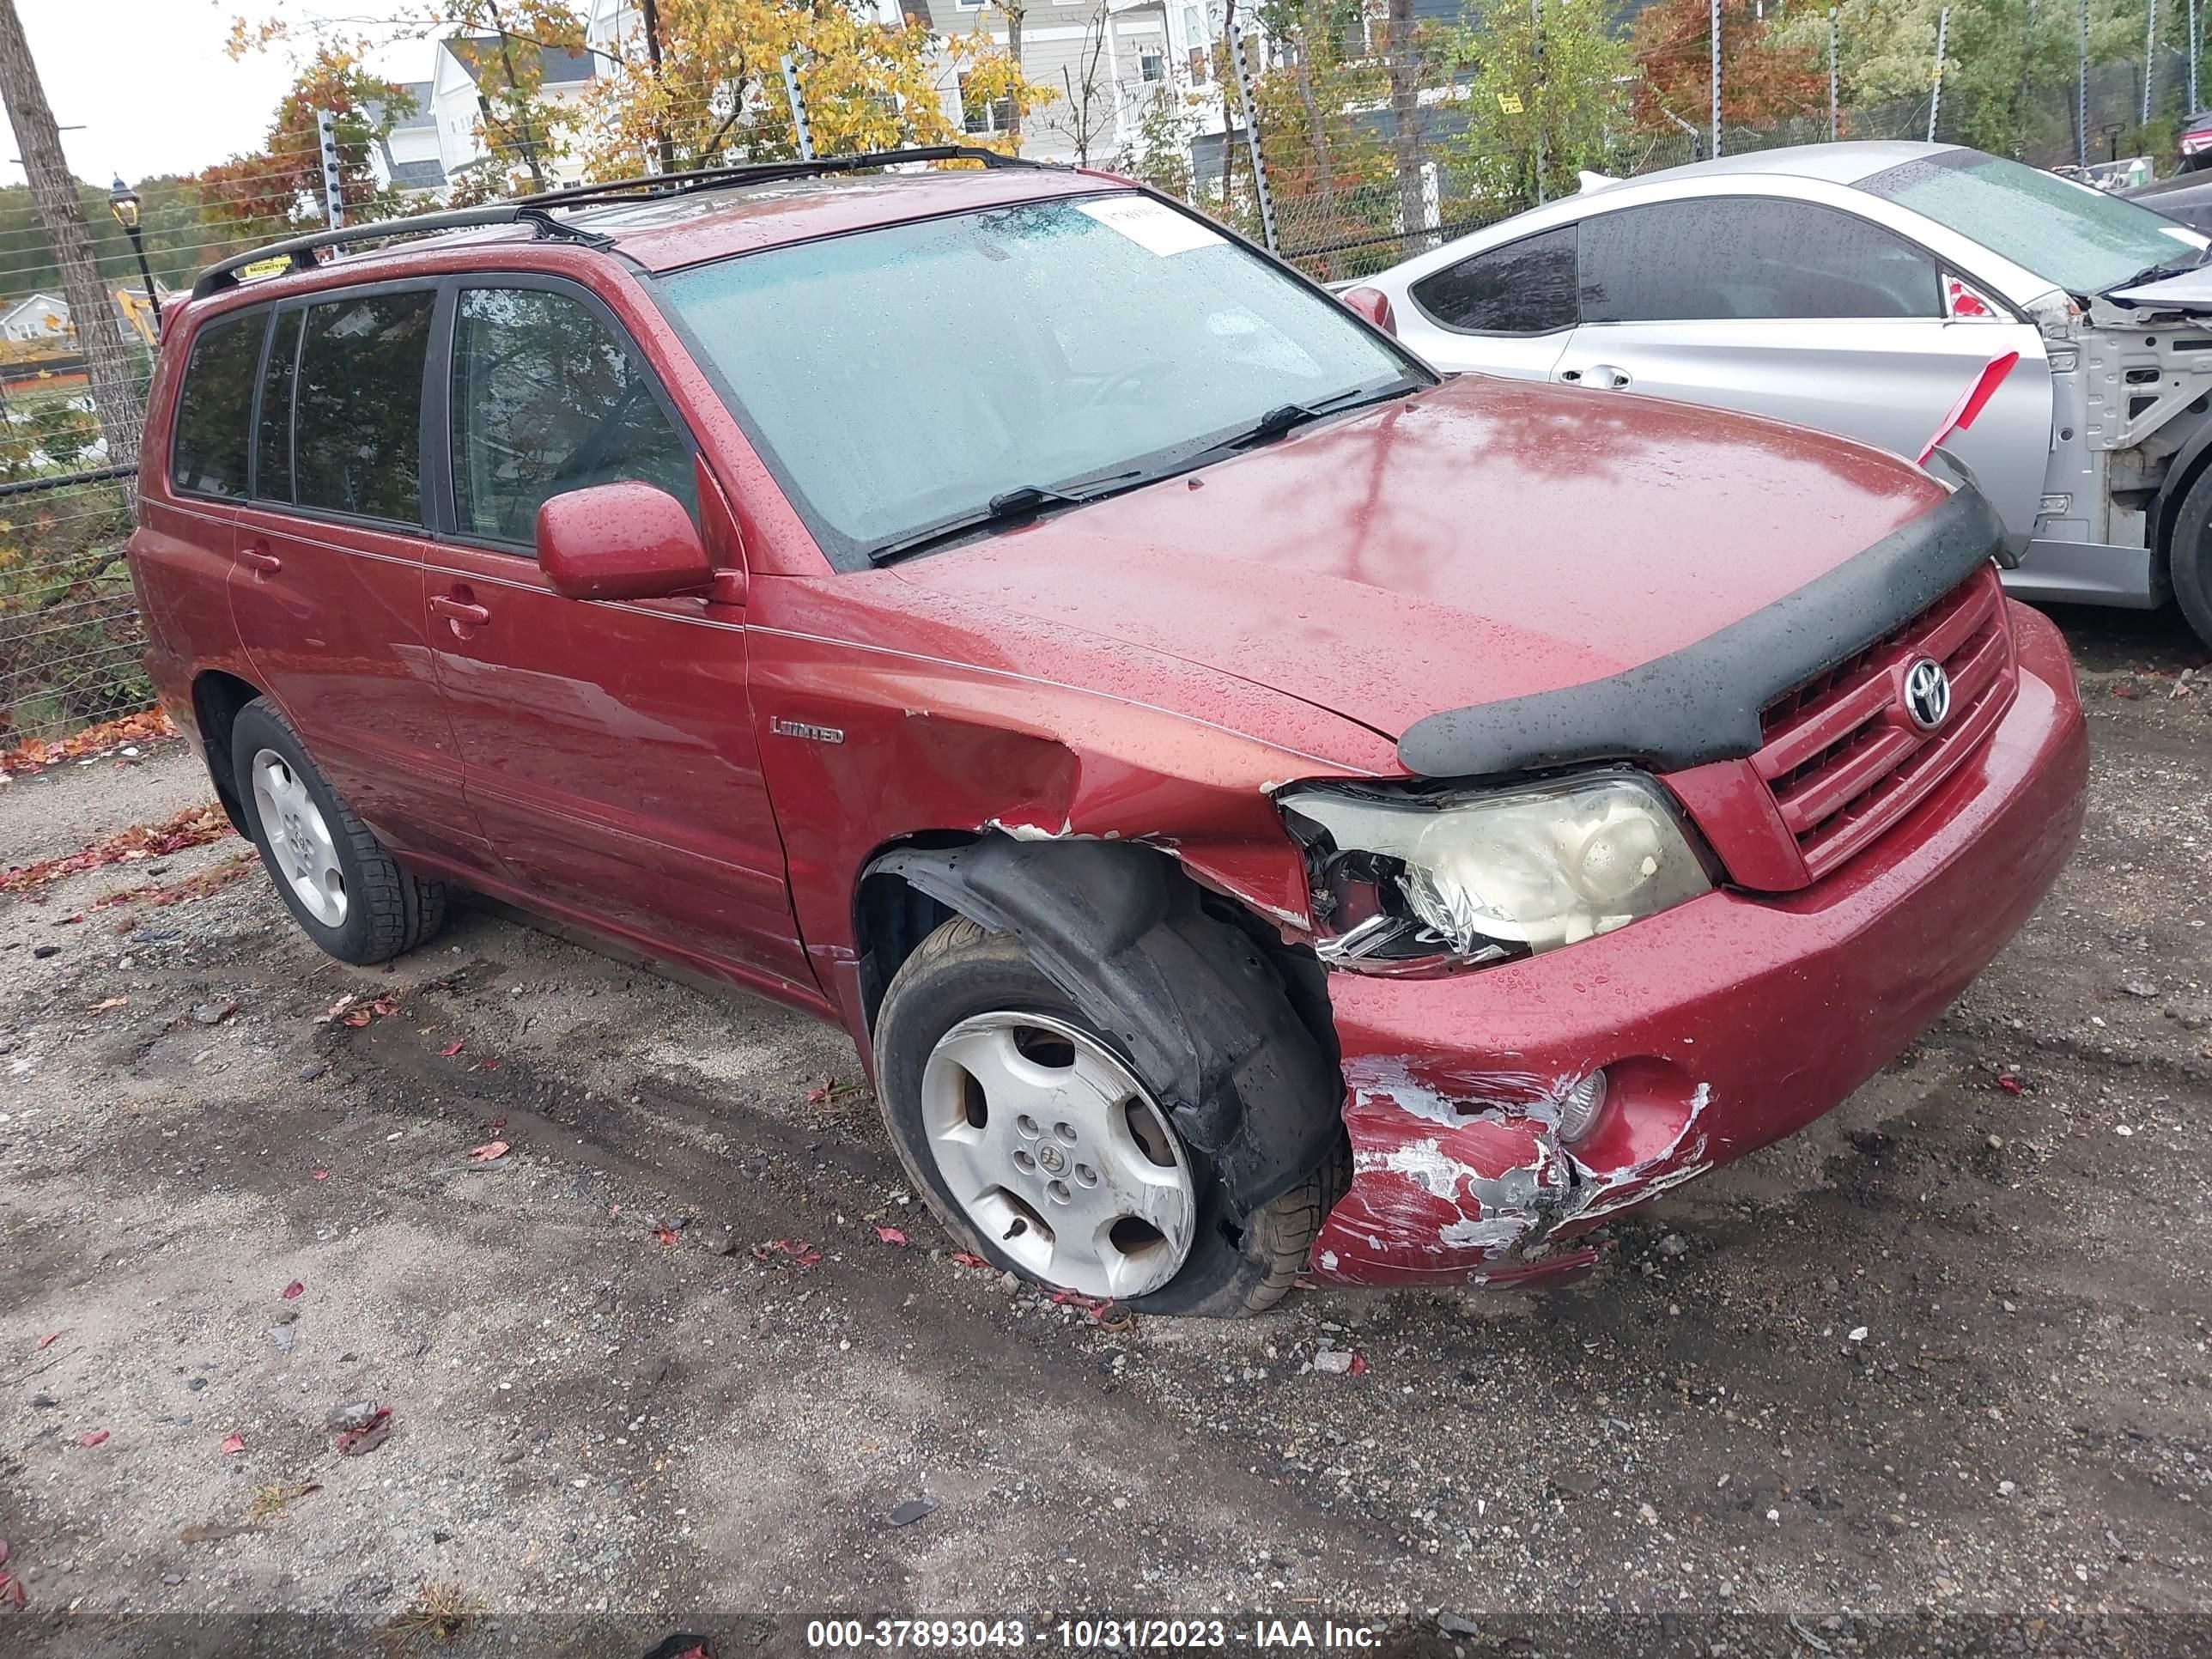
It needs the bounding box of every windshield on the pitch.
[1858,149,2207,295]
[658,192,1418,567]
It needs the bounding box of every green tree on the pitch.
[1801,0,2154,159]
[198,43,415,235]
[1448,0,1630,212]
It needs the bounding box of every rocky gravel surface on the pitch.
[0,605,2207,1659]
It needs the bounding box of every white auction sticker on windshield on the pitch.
[1076,196,1225,256]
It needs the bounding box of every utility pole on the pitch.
[1829,5,1840,139]
[0,0,143,471]
[639,0,676,173]
[1929,6,1949,142]
[2192,0,2202,111]
[1711,0,1723,158]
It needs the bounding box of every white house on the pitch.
[367,81,448,198]
[424,34,600,193]
[0,291,69,343]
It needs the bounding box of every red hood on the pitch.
[893,376,1948,741]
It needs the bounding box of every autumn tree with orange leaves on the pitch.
[197,43,416,235]
[1630,0,1826,139]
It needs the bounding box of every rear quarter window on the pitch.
[1410,225,1579,333]
[169,311,264,499]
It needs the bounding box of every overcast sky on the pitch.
[1,0,428,191]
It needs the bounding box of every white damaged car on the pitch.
[1351,141,2212,647]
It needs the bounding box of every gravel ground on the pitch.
[1,605,2208,1659]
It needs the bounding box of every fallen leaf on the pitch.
[281,1280,305,1300]
[333,1406,392,1455]
[489,1116,506,1130]
[804,1081,831,1105]
[311,1170,329,1182]
[751,1238,823,1268]
[467,1140,509,1163]
[340,1010,372,1028]
[87,996,128,1012]
[316,994,356,1023]
[655,1225,679,1248]
[438,1040,465,1058]
[950,1251,990,1271]
[76,1430,108,1449]
[221,1432,247,1455]
[0,799,228,895]
[1348,1352,1370,1377]
[874,1226,908,1247]
[476,1056,500,1071]
[34,1332,62,1351]
[369,998,398,1018]
[1996,1074,2025,1095]
[0,1572,21,1612]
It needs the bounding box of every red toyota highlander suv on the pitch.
[127,149,2087,1316]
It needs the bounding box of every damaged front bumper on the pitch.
[1306,604,2088,1289]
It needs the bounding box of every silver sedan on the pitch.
[1351,141,2212,647]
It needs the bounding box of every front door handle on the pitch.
[430,593,491,628]
[239,540,282,574]
[1586,363,1632,389]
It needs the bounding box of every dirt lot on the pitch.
[2,605,2209,1659]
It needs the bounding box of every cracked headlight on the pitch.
[1279,771,1714,966]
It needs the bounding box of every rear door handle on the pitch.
[239,540,282,574]
[1587,363,1632,389]
[430,594,491,627]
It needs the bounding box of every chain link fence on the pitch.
[0,461,142,747]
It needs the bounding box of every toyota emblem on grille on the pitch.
[1903,657,1952,732]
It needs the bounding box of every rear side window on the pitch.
[170,312,262,499]
[254,308,303,504]
[1579,199,1942,322]
[294,290,434,524]
[448,286,696,546]
[1410,226,1578,334]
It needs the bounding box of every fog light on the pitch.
[1556,1070,1608,1143]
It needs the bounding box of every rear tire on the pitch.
[2165,465,2212,651]
[872,917,1334,1318]
[230,698,446,964]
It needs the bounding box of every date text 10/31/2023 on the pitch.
[803,1619,1387,1650]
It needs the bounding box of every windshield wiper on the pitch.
[867,480,1121,566]
[2109,249,2212,291]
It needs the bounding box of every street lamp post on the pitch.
[106,176,157,345]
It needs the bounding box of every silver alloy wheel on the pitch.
[920,1011,1197,1300]
[249,747,347,928]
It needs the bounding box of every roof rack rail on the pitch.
[522,143,1044,211]
[190,145,1044,301]
[191,203,611,299]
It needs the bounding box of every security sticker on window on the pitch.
[1077,196,1226,257]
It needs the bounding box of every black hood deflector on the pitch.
[1395,484,2006,780]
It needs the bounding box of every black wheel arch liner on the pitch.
[866,835,1340,1219]
[1397,483,2008,779]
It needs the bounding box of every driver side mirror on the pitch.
[537,482,714,601]
[1339,285,1397,336]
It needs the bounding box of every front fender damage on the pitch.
[867,835,1340,1218]
[1307,1054,1712,1288]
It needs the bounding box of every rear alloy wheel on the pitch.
[920,1010,1197,1299]
[873,916,1337,1316]
[230,697,446,965]
[250,748,348,928]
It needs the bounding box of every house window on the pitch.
[1139,47,1165,82]
[957,74,1015,135]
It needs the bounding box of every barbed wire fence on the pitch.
[0,12,2198,745]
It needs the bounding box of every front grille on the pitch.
[1751,565,2015,881]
